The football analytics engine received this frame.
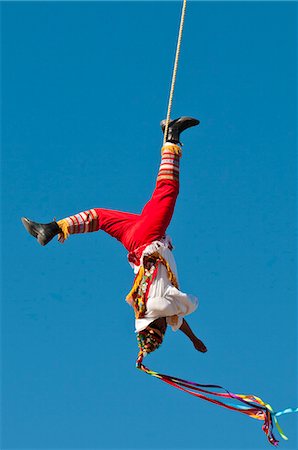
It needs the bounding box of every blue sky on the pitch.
[1,1,297,449]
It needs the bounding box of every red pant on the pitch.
[96,179,179,252]
[61,145,180,253]
[95,146,180,252]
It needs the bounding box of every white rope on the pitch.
[163,0,187,144]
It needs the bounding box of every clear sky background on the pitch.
[1,1,297,449]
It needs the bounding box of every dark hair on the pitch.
[148,317,167,334]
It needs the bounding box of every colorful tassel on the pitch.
[136,353,297,446]
[57,219,69,243]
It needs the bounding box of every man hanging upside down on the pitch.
[21,117,207,362]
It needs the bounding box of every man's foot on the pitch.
[160,116,200,144]
[21,217,61,246]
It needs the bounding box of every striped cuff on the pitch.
[157,143,181,182]
[57,208,100,242]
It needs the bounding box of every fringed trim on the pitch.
[126,252,179,314]
[150,251,179,289]
[126,266,145,305]
[161,143,182,157]
[57,219,69,243]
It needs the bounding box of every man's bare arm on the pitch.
[179,319,207,352]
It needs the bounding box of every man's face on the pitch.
[148,317,167,335]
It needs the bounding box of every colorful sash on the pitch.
[126,252,179,318]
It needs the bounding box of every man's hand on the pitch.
[179,319,208,353]
[193,337,207,353]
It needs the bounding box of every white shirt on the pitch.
[130,237,199,333]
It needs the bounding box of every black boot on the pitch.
[160,116,200,144]
[21,217,61,246]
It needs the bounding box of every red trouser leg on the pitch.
[57,144,181,252]
[97,143,181,251]
[128,144,181,249]
[93,208,139,250]
[57,207,139,249]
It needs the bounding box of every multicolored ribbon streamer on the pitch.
[136,357,297,446]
